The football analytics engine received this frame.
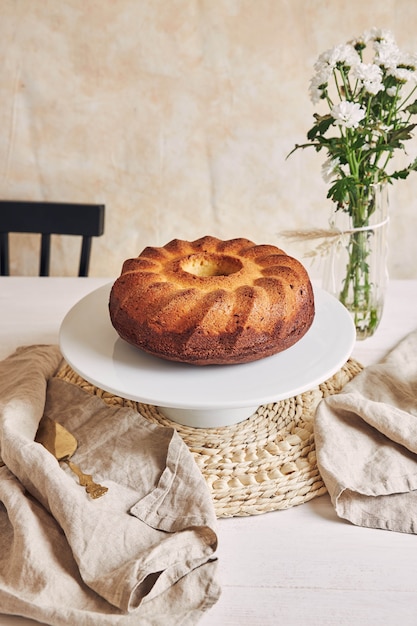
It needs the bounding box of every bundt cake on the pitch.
[108,236,315,365]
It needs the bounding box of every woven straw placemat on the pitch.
[56,358,362,518]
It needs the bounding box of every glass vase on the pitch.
[322,183,389,340]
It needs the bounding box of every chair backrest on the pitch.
[0,201,105,276]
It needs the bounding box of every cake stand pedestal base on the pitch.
[158,405,259,428]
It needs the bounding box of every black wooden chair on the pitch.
[0,201,105,276]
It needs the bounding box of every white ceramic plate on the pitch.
[59,283,355,427]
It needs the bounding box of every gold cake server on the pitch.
[36,416,108,499]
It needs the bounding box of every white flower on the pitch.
[331,100,366,129]
[386,53,417,84]
[401,53,417,83]
[309,74,327,104]
[321,157,340,183]
[311,62,334,98]
[352,62,384,95]
[388,66,414,83]
[406,52,417,72]
[374,40,401,69]
[366,27,396,45]
[314,43,360,75]
[334,44,360,67]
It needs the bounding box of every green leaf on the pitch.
[307,114,334,141]
[387,124,416,147]
[391,169,411,180]
[391,156,417,180]
[405,99,417,115]
[327,176,357,207]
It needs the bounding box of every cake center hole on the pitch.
[181,254,243,277]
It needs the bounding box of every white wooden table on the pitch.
[1,278,417,626]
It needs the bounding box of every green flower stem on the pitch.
[337,186,381,338]
[398,83,417,110]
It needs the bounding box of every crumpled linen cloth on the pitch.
[0,345,220,625]
[315,329,417,534]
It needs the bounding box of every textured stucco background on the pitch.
[1,0,416,278]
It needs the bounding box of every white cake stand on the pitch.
[59,283,356,428]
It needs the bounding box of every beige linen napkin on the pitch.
[0,345,220,625]
[315,329,417,534]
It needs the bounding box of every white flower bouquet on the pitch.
[290,28,417,336]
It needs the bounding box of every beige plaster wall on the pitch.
[1,0,416,278]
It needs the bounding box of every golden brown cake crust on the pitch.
[108,236,315,365]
